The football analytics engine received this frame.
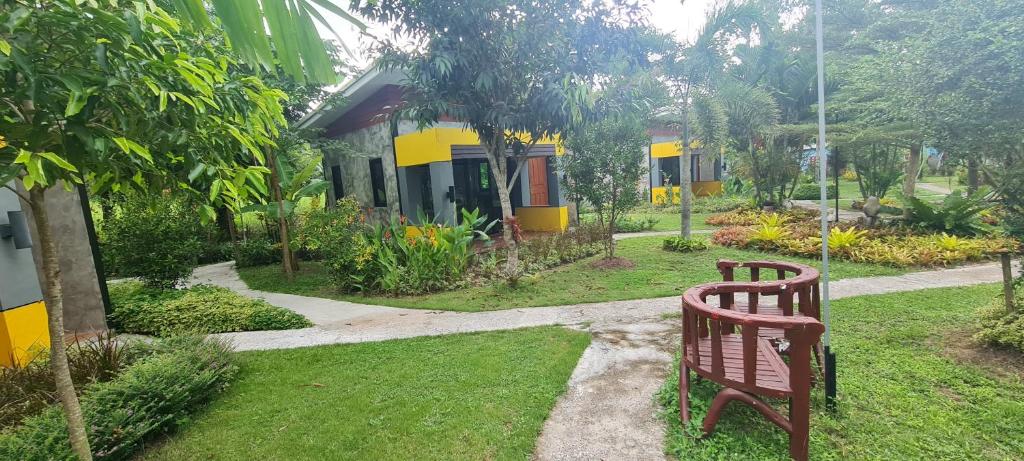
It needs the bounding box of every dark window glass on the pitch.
[370,158,387,208]
[660,156,680,186]
[330,165,344,203]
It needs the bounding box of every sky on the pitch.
[322,0,721,71]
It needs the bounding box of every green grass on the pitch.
[578,211,714,232]
[139,327,590,461]
[658,284,1024,460]
[238,237,906,312]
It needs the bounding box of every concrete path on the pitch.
[191,259,1018,461]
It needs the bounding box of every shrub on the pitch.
[904,188,993,236]
[705,207,816,227]
[974,292,1024,352]
[790,183,837,200]
[102,195,200,288]
[232,239,281,268]
[108,282,310,335]
[828,227,868,252]
[0,337,236,461]
[353,209,495,295]
[691,195,749,214]
[612,215,658,233]
[711,226,752,247]
[196,241,233,265]
[518,221,604,272]
[662,237,709,253]
[750,223,789,246]
[292,197,366,261]
[1,335,143,430]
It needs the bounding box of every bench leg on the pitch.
[789,394,810,461]
[679,363,690,424]
[703,388,792,437]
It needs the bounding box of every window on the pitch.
[660,156,680,186]
[330,165,344,203]
[369,158,387,208]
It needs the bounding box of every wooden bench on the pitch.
[679,261,826,461]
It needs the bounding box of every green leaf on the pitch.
[37,152,79,173]
[199,204,217,224]
[188,163,206,182]
[291,180,329,200]
[112,137,153,163]
[0,39,11,56]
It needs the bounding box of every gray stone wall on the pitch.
[325,123,401,223]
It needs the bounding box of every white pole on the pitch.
[814,0,837,410]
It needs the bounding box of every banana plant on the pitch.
[241,152,328,219]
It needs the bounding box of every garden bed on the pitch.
[238,237,907,312]
[706,209,1015,267]
[657,284,1024,460]
[134,327,589,460]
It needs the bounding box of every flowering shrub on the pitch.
[348,209,496,295]
[711,226,753,247]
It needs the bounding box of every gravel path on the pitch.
[191,259,1018,460]
[917,182,953,195]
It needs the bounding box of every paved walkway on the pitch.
[612,229,712,240]
[190,259,1018,460]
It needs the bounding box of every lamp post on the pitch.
[814,0,838,412]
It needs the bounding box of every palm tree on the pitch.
[665,1,761,238]
[169,0,365,83]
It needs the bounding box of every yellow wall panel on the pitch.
[515,206,568,232]
[1,301,49,367]
[395,127,564,167]
[650,140,703,159]
[651,182,723,204]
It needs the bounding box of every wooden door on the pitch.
[528,157,549,206]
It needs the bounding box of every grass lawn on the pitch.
[238,237,906,312]
[636,211,714,232]
[579,211,714,232]
[139,327,590,461]
[659,284,1024,460]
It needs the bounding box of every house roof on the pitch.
[296,67,403,130]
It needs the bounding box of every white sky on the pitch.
[322,0,720,72]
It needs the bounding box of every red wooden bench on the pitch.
[679,260,826,461]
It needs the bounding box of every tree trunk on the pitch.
[26,187,93,461]
[967,157,980,193]
[482,135,519,281]
[903,144,922,219]
[679,109,693,239]
[266,148,297,276]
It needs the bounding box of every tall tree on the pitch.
[0,2,285,458]
[665,1,761,238]
[357,0,657,279]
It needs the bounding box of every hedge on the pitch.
[108,282,311,336]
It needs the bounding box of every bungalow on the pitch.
[298,68,724,230]
[646,131,724,205]
[298,69,570,232]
